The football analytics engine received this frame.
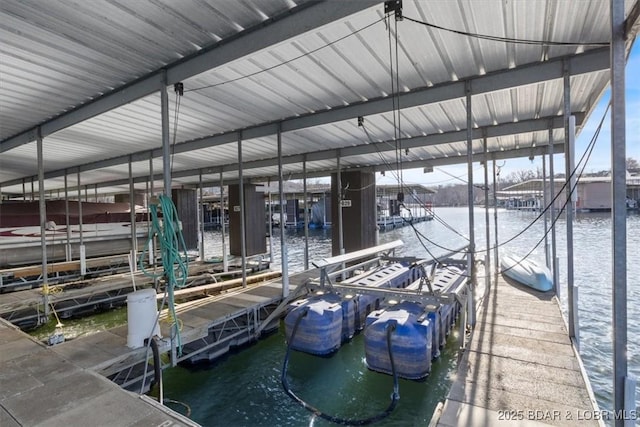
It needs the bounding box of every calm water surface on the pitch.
[164,207,639,426]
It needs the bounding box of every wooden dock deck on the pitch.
[434,274,601,427]
[0,318,197,427]
[1,269,318,425]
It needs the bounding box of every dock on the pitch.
[0,269,318,425]
[434,274,600,427]
[35,270,313,389]
[0,318,197,427]
[0,260,270,329]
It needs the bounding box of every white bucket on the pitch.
[126,288,161,349]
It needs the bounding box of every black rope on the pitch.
[403,15,609,47]
[281,308,400,425]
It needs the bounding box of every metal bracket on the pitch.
[384,0,403,20]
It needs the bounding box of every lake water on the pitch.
[160,207,639,426]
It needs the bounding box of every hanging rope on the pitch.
[139,194,189,355]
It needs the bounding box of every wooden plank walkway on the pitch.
[0,318,197,427]
[0,269,318,426]
[435,274,601,427]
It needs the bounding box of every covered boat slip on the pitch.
[435,274,600,427]
[1,0,639,426]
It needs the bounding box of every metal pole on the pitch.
[337,151,344,256]
[483,136,490,286]
[466,82,476,326]
[77,171,85,275]
[64,171,71,262]
[149,156,155,267]
[238,132,247,288]
[563,66,578,347]
[303,157,310,270]
[267,178,274,264]
[611,0,629,423]
[277,128,289,297]
[548,127,559,300]
[542,153,550,268]
[199,171,204,261]
[37,130,50,321]
[492,159,499,273]
[220,170,228,272]
[129,156,137,271]
[161,72,171,196]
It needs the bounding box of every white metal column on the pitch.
[220,170,228,272]
[277,128,289,297]
[610,0,632,423]
[37,129,50,321]
[465,82,476,326]
[563,66,578,348]
[303,157,310,270]
[548,127,559,299]
[238,132,247,288]
[161,73,171,196]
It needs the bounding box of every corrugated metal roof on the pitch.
[1,0,638,196]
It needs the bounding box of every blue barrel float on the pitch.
[284,262,420,356]
[364,265,466,380]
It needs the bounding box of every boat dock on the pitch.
[433,274,601,427]
[0,269,317,425]
[0,260,271,329]
[0,318,197,427]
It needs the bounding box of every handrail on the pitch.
[311,240,403,268]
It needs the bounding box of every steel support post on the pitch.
[277,128,289,297]
[611,0,630,423]
[199,171,204,261]
[37,130,49,321]
[563,68,578,347]
[129,157,137,271]
[149,156,156,268]
[542,153,550,268]
[483,136,491,288]
[77,171,85,275]
[548,127,559,300]
[220,170,228,272]
[267,178,274,264]
[64,171,71,261]
[492,159,499,273]
[466,83,476,326]
[303,157,310,270]
[337,152,344,256]
[238,133,247,288]
[161,73,171,196]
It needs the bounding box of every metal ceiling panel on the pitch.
[1,0,636,197]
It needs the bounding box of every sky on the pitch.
[376,42,640,187]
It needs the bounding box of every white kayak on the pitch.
[500,255,553,292]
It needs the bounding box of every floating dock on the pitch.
[0,318,197,427]
[433,274,601,427]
